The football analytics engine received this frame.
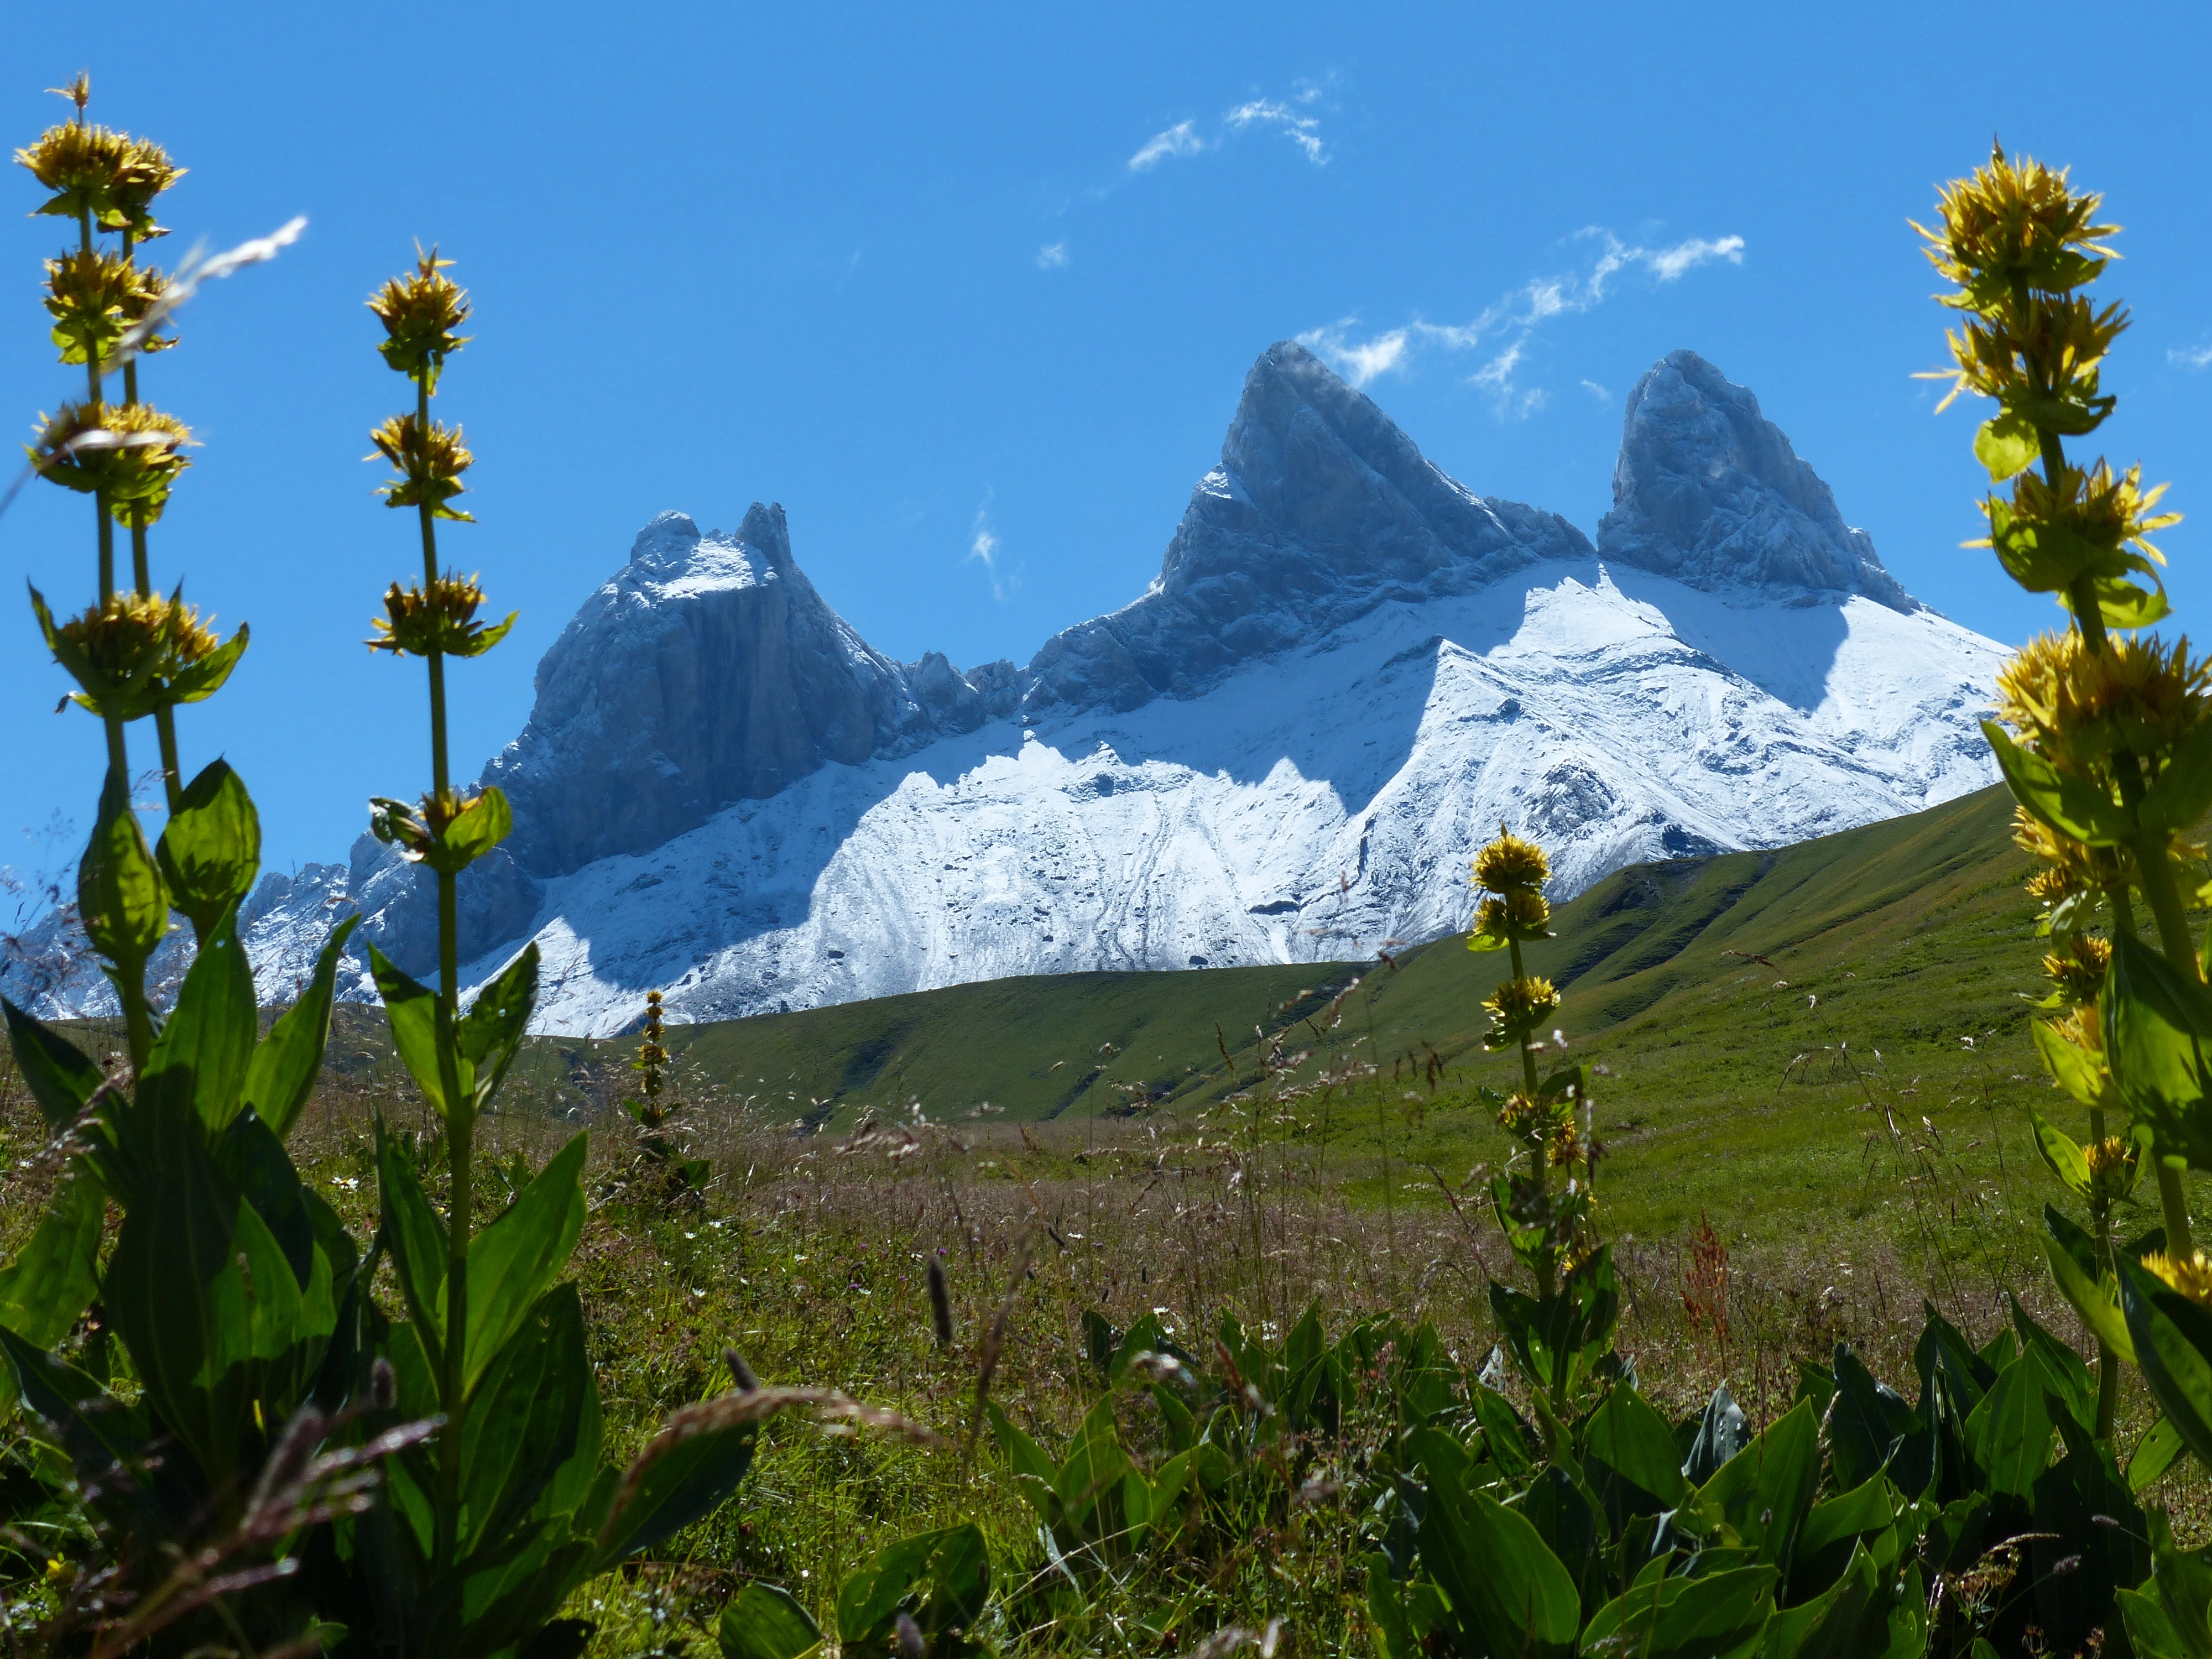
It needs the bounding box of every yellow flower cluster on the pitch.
[2041,933,2111,1006]
[369,414,475,521]
[56,589,217,681]
[368,248,471,390]
[1484,973,1560,1049]
[368,572,515,659]
[32,399,190,519]
[14,117,181,238]
[1474,830,1548,895]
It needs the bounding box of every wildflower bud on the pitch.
[369,1357,397,1410]
[2041,934,2111,1006]
[367,572,514,658]
[14,122,180,237]
[926,1256,954,1348]
[724,1349,760,1394]
[368,414,476,521]
[368,249,469,389]
[34,586,243,723]
[1473,828,1549,895]
[42,246,169,370]
[1483,974,1561,1051]
[32,399,190,517]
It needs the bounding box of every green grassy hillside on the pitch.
[611,782,2037,1125]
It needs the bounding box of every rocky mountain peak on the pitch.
[1019,341,1593,714]
[1597,349,1912,609]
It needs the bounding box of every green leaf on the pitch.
[2146,1507,2212,1659]
[458,1284,592,1560]
[1981,721,2135,846]
[1962,1358,2055,1500]
[2141,721,2212,837]
[593,1399,758,1569]
[165,624,249,704]
[431,786,513,873]
[1580,1564,1777,1659]
[246,915,362,1140]
[1055,1395,1133,1527]
[2028,1108,2095,1198]
[2118,1586,2192,1659]
[2008,1293,2097,1434]
[2032,1020,2115,1111]
[719,1583,822,1659]
[1580,1382,1689,1512]
[835,1522,989,1659]
[1689,1398,1820,1573]
[375,1119,450,1368]
[2043,1204,2135,1363]
[465,1132,587,1391]
[457,943,539,1115]
[2121,1252,2212,1474]
[0,1172,104,1349]
[1790,1475,1901,1605]
[368,941,457,1119]
[2106,931,2212,1164]
[1826,1347,1916,1494]
[1974,411,2041,482]
[139,905,258,1137]
[2,998,106,1134]
[1415,1451,1579,1659]
[78,763,169,970]
[2131,1415,2185,1495]
[153,759,260,941]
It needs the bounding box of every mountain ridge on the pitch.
[2,345,2009,1034]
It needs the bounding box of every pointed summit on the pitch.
[1598,351,1912,609]
[1023,341,1592,713]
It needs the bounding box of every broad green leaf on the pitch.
[836,1522,989,1659]
[1580,1382,1689,1511]
[368,941,458,1119]
[1416,1453,1579,1659]
[2,998,105,1134]
[1580,1564,1776,1659]
[2032,1020,2116,1111]
[2131,1415,2185,1494]
[1826,1348,1914,1494]
[459,1284,592,1559]
[1982,721,2134,847]
[0,1326,152,1488]
[465,1132,587,1390]
[1366,1556,1420,1659]
[1681,1382,1750,1486]
[2107,931,2212,1164]
[2031,1410,2150,1650]
[139,905,257,1136]
[167,624,249,703]
[0,1172,103,1349]
[2118,1586,2191,1659]
[2028,1109,2094,1198]
[457,942,539,1114]
[1056,1395,1134,1523]
[437,786,513,872]
[376,1119,450,1368]
[987,1399,1061,1494]
[2044,1204,2135,1363]
[246,914,361,1140]
[1791,1475,1900,1605]
[1974,411,2041,482]
[1689,1398,1819,1573]
[592,1400,757,1569]
[1963,1358,2054,1501]
[77,764,169,970]
[2121,1253,2212,1474]
[2008,1293,2096,1433]
[2146,1507,2212,1659]
[719,1583,822,1659]
[154,758,260,941]
[2142,721,2212,837]
[103,1122,253,1481]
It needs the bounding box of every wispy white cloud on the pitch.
[966,492,1015,602]
[1297,228,1747,416]
[1224,97,1327,165]
[2171,342,2212,369]
[1580,378,1612,403]
[1036,241,1070,270]
[1129,120,1208,171]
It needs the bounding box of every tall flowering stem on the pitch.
[363,247,518,1573]
[15,75,233,1068]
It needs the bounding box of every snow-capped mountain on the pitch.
[4,345,2008,1035]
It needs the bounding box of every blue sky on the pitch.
[4,2,2211,891]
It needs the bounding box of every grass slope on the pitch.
[625,782,2034,1124]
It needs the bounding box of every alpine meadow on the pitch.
[18,70,2212,1659]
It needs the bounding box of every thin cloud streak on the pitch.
[966,492,1015,602]
[1036,241,1070,270]
[1224,98,1326,165]
[2170,343,2212,369]
[1298,229,1746,418]
[1129,121,1207,170]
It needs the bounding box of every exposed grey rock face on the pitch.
[1597,349,1912,610]
[484,504,950,879]
[1021,341,1593,714]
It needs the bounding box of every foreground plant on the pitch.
[1928,143,2212,1653]
[1467,826,1616,1419]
